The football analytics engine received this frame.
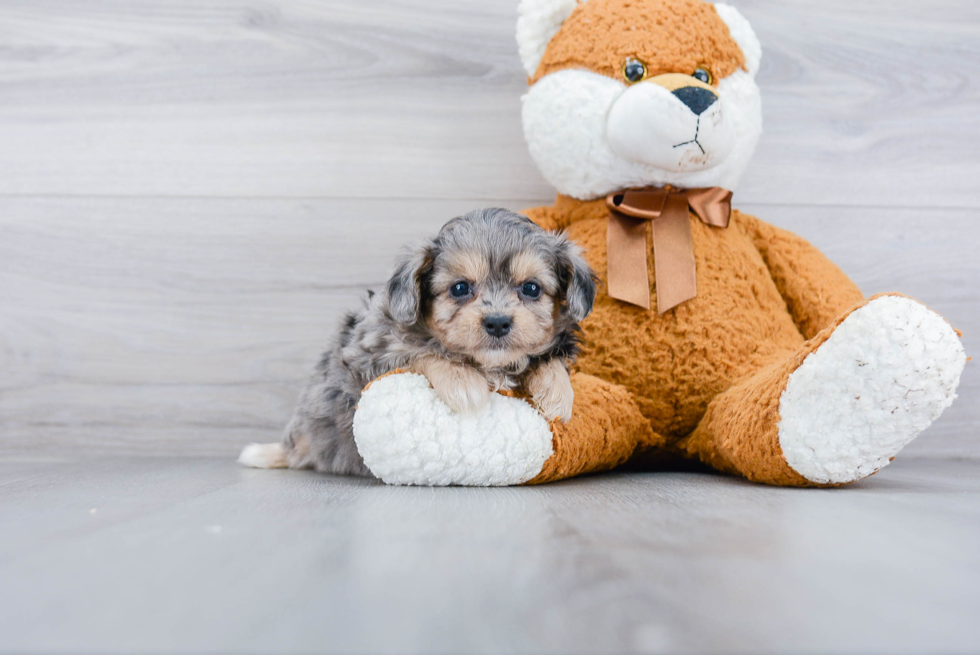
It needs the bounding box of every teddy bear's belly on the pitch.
[567,216,806,441]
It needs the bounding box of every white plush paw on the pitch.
[352,373,554,486]
[779,295,967,484]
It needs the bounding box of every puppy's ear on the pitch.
[555,235,597,322]
[386,239,438,325]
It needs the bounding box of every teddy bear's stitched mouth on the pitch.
[672,116,705,154]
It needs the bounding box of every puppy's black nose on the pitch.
[483,315,512,338]
[672,86,718,116]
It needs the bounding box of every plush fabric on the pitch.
[520,0,763,199]
[525,200,817,440]
[351,0,967,487]
[516,0,580,78]
[353,371,554,486]
[530,0,745,84]
[525,373,661,484]
[776,295,965,484]
[353,370,656,486]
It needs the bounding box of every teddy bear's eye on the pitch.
[692,67,713,85]
[622,58,647,84]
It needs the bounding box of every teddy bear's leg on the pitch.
[681,294,966,487]
[352,371,657,486]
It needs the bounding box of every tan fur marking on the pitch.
[507,296,556,356]
[510,250,557,292]
[427,249,562,369]
[438,250,489,286]
[412,355,490,413]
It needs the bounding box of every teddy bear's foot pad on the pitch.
[778,295,966,484]
[353,372,554,486]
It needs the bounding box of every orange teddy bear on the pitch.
[351,0,966,487]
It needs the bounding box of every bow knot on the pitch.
[605,186,733,313]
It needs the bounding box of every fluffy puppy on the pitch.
[239,208,597,476]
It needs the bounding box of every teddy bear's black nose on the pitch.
[483,315,512,338]
[672,86,718,116]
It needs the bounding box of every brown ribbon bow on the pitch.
[605,186,733,314]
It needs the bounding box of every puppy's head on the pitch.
[518,0,763,199]
[385,208,596,369]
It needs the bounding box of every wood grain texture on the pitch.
[1,198,976,458]
[0,0,977,205]
[1,457,979,653]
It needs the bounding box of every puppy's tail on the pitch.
[238,442,288,469]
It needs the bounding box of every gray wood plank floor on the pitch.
[1,0,978,652]
[2,457,979,654]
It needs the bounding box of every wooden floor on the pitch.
[1,457,978,654]
[1,0,978,652]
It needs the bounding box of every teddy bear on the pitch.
[351,0,967,487]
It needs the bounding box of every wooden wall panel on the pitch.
[0,0,977,205]
[1,198,975,457]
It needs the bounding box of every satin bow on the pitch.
[605,186,733,313]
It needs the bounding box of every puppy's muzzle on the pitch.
[483,315,512,338]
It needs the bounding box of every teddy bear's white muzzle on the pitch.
[606,81,737,172]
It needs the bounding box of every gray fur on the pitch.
[556,239,597,323]
[386,240,438,326]
[282,208,596,476]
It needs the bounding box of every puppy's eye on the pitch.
[623,58,647,84]
[692,67,713,85]
[520,281,542,299]
[449,281,471,298]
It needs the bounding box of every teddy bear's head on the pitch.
[518,0,762,200]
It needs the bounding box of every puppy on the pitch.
[239,208,597,476]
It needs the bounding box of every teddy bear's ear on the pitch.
[713,3,762,76]
[516,0,584,78]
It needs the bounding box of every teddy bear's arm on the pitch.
[735,210,864,340]
[525,373,662,484]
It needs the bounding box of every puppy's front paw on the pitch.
[534,385,574,423]
[436,371,491,413]
[528,360,574,423]
[414,357,490,413]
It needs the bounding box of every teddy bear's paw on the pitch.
[352,372,554,486]
[778,295,966,485]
